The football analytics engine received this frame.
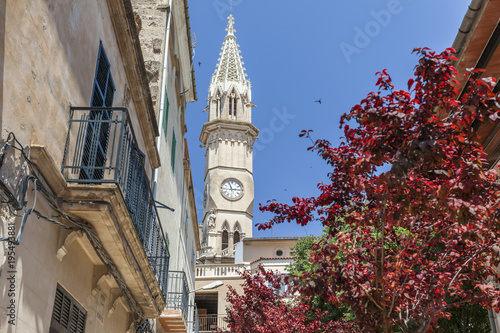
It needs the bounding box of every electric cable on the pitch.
[0,133,157,331]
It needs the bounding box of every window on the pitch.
[274,247,285,257]
[222,230,228,250]
[163,91,169,139]
[171,131,176,171]
[124,147,148,224]
[228,91,237,120]
[96,292,106,324]
[191,246,195,270]
[80,42,115,180]
[233,230,240,244]
[49,284,87,333]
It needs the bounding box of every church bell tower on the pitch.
[199,14,258,261]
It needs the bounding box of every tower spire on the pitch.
[226,13,235,36]
[211,14,249,92]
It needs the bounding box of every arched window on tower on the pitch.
[216,91,222,118]
[234,222,242,245]
[222,230,229,250]
[228,90,237,120]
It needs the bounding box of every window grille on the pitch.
[49,284,86,333]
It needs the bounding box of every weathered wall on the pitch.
[0,0,161,331]
[131,0,167,116]
[1,0,153,174]
[0,198,132,332]
[140,0,200,313]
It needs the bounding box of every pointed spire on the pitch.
[226,14,235,36]
[211,14,249,89]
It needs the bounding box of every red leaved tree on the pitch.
[222,265,357,333]
[259,48,500,332]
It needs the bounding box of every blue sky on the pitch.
[185,0,471,237]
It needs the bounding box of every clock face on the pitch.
[221,179,243,199]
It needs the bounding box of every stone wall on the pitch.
[131,0,168,117]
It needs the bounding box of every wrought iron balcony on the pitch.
[159,270,190,331]
[199,314,227,332]
[167,270,189,319]
[61,107,169,304]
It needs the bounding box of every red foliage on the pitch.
[222,265,357,333]
[260,48,500,332]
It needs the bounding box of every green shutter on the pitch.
[163,92,169,139]
[171,131,176,172]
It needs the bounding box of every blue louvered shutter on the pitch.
[80,42,115,180]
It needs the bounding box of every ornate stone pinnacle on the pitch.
[226,14,235,36]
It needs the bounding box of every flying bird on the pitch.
[198,62,202,67]
[314,98,322,104]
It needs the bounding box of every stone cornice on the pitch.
[200,119,258,144]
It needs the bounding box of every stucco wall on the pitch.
[2,0,153,174]
[241,239,297,263]
[0,203,131,332]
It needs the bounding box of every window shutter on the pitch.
[80,42,115,180]
[163,92,169,138]
[50,285,87,333]
[171,131,177,172]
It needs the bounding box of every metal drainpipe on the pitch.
[153,0,173,200]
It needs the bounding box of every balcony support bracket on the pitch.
[56,230,84,261]
[91,273,113,299]
[108,295,127,317]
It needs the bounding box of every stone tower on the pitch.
[199,14,258,262]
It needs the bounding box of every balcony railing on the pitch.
[199,314,227,332]
[189,305,200,333]
[196,263,246,278]
[221,243,236,256]
[61,107,169,299]
[167,271,189,322]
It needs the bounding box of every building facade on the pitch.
[0,0,197,332]
[132,1,201,331]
